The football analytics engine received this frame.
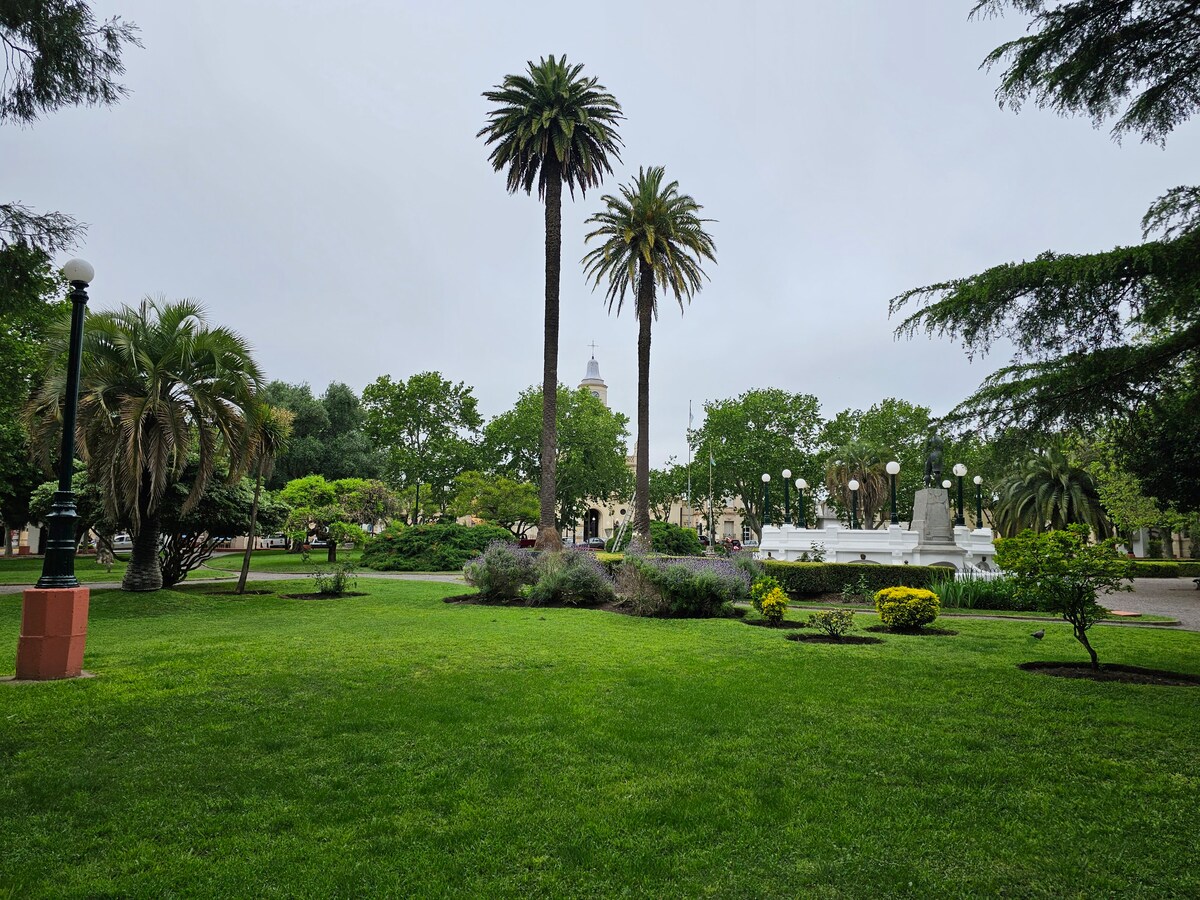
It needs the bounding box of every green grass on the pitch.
[203,548,365,574]
[0,555,128,585]
[2,581,1198,897]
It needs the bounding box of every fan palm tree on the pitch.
[236,402,293,594]
[993,447,1113,538]
[27,298,261,591]
[479,55,623,551]
[825,443,888,528]
[583,166,717,542]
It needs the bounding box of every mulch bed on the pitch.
[280,591,369,600]
[741,619,809,630]
[787,634,884,645]
[865,625,958,636]
[205,590,275,596]
[1019,662,1200,687]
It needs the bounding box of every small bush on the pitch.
[750,575,783,613]
[616,553,750,618]
[765,561,940,597]
[759,587,790,625]
[363,523,514,572]
[606,521,705,556]
[463,541,537,601]
[840,572,873,604]
[732,554,766,583]
[874,586,941,630]
[528,548,615,607]
[808,608,855,637]
[311,561,357,595]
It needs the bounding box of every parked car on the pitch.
[741,539,759,549]
[581,537,606,551]
[263,533,287,549]
[110,533,133,551]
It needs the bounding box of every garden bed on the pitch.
[1018,662,1200,687]
[865,625,958,636]
[786,633,884,645]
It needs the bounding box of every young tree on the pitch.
[583,166,717,543]
[995,525,1133,670]
[892,1,1200,431]
[279,475,396,563]
[26,298,261,591]
[361,372,482,523]
[689,389,824,540]
[448,470,539,537]
[484,385,631,533]
[2,2,140,251]
[479,55,623,551]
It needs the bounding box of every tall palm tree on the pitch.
[993,446,1113,538]
[236,402,293,595]
[479,55,623,551]
[27,298,261,591]
[583,166,716,542]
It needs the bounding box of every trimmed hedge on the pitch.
[1131,560,1200,578]
[764,561,942,596]
[363,523,514,571]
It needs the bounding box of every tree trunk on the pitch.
[236,470,263,594]
[535,159,563,552]
[328,540,337,563]
[122,510,163,591]
[1162,527,1175,559]
[1074,622,1100,671]
[633,261,654,541]
[3,523,12,557]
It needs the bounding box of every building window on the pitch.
[742,524,751,542]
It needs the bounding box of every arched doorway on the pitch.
[584,508,601,541]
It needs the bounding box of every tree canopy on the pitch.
[892,1,1200,439]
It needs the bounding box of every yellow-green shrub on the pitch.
[750,575,783,613]
[759,587,789,625]
[874,586,940,630]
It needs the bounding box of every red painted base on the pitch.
[15,587,90,680]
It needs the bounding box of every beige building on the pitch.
[567,354,748,546]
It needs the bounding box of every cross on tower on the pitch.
[588,340,599,358]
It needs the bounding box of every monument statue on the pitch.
[923,435,944,487]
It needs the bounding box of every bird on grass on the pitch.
[1031,629,1045,640]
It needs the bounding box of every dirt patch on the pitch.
[280,591,369,601]
[865,625,958,636]
[787,634,884,645]
[742,619,809,630]
[1019,662,1200,686]
[205,589,275,596]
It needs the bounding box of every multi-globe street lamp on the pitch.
[848,478,860,529]
[885,460,900,525]
[782,469,792,524]
[973,474,984,528]
[795,477,808,528]
[952,463,967,527]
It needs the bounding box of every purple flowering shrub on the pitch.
[463,541,537,601]
[617,552,751,617]
[528,546,616,607]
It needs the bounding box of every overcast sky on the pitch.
[4,1,1196,466]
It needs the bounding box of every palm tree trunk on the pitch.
[536,159,563,552]
[236,469,263,594]
[633,262,654,541]
[122,508,163,592]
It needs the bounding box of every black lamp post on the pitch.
[761,473,771,530]
[781,468,792,525]
[795,477,807,528]
[973,475,983,528]
[36,259,93,589]
[848,479,860,529]
[952,463,967,527]
[886,460,900,525]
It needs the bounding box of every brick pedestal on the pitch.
[15,587,90,680]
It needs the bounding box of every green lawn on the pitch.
[204,548,365,573]
[2,581,1198,897]
[785,599,1179,624]
[0,555,128,585]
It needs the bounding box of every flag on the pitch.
[689,400,693,428]
[709,452,715,467]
